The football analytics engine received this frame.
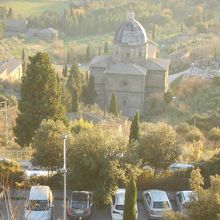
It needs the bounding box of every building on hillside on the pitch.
[4,19,27,37]
[0,59,22,82]
[35,27,59,41]
[90,12,170,117]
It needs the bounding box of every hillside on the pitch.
[1,0,69,16]
[144,77,220,130]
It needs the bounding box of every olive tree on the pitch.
[32,119,73,171]
[68,128,127,207]
[139,122,178,176]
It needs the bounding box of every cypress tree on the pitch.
[14,52,66,147]
[104,42,109,54]
[72,88,79,112]
[123,175,137,220]
[85,45,90,62]
[98,47,101,55]
[67,50,71,65]
[8,7,14,19]
[66,58,82,112]
[84,75,96,105]
[164,89,173,105]
[21,48,27,74]
[62,64,68,78]
[109,92,119,117]
[152,24,156,40]
[129,112,140,143]
[21,48,25,62]
[69,58,83,94]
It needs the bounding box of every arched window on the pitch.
[127,52,130,57]
[139,51,142,57]
[123,100,126,106]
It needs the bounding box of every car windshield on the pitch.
[153,201,170,209]
[72,201,87,209]
[115,205,124,210]
[27,200,49,211]
[71,192,88,201]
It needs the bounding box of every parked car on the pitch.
[169,163,194,172]
[176,191,196,213]
[142,190,172,219]
[67,191,93,220]
[111,189,138,220]
[24,185,54,220]
[0,156,13,163]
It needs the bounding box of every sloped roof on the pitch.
[0,59,21,75]
[90,55,112,68]
[142,58,170,71]
[105,62,147,76]
[39,27,59,34]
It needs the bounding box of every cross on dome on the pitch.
[128,11,135,21]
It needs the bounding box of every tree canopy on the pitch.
[68,128,127,207]
[32,119,72,171]
[139,122,178,174]
[14,52,66,147]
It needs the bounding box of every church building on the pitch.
[90,13,170,117]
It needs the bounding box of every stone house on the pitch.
[0,59,23,82]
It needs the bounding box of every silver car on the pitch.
[176,191,196,214]
[142,190,172,220]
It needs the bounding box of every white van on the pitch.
[25,185,54,220]
[111,189,138,220]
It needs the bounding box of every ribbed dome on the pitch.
[114,13,147,45]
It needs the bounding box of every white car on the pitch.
[169,163,194,172]
[111,189,138,220]
[25,185,54,220]
[176,191,196,213]
[142,190,172,219]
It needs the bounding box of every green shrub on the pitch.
[137,170,191,191]
[0,161,25,187]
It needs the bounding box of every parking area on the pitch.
[1,199,147,220]
[0,191,180,220]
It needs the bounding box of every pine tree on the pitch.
[104,42,109,54]
[123,175,137,220]
[62,64,68,78]
[129,112,140,143]
[14,52,66,147]
[83,75,96,105]
[85,45,90,62]
[109,92,119,117]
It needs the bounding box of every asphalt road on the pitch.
[1,199,147,220]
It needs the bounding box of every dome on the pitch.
[114,12,147,45]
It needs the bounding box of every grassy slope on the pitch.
[1,0,69,16]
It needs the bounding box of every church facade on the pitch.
[90,13,170,117]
